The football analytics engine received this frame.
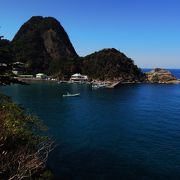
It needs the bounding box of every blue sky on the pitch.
[0,0,180,68]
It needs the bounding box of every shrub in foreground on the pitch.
[0,93,54,179]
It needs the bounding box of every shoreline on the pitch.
[16,77,180,88]
[16,77,59,82]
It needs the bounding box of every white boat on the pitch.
[62,92,80,97]
[92,83,106,89]
[92,84,100,89]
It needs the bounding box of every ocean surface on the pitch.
[1,69,180,180]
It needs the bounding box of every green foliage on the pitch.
[38,169,54,179]
[0,93,45,149]
[0,93,52,179]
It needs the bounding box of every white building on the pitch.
[36,73,48,79]
[70,73,88,82]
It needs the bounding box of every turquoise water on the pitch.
[1,72,180,179]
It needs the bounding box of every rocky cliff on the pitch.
[12,16,78,73]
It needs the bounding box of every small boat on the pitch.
[62,92,80,97]
[92,83,106,89]
[92,84,100,89]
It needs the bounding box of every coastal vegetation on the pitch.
[0,93,54,179]
[0,35,54,179]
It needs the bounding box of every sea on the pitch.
[1,69,180,180]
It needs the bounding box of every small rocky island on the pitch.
[146,68,180,84]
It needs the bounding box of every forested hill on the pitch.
[82,48,145,82]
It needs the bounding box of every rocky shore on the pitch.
[145,68,180,84]
[91,68,180,88]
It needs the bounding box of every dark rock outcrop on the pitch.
[146,68,179,83]
[12,16,78,73]
[82,48,146,82]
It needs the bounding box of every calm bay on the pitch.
[1,70,180,180]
